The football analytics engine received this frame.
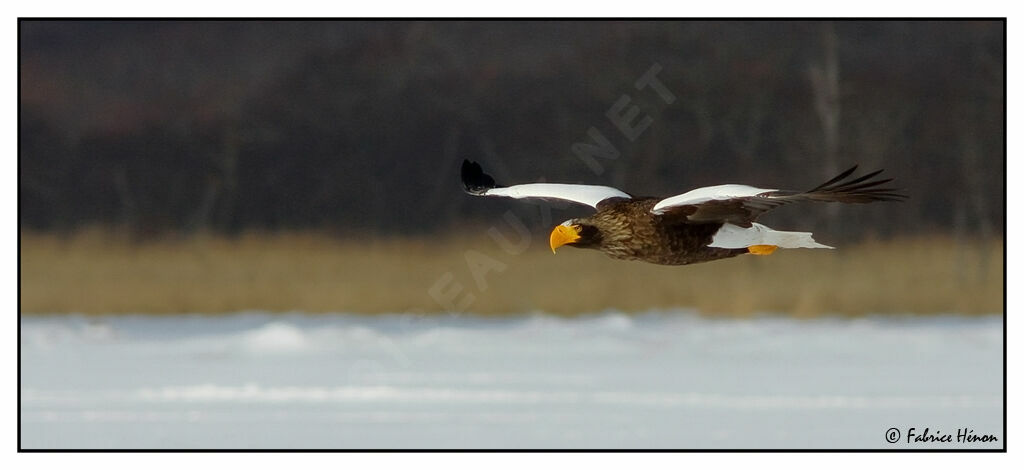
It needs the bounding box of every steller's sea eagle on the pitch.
[461,160,906,266]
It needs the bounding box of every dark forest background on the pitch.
[19,20,1004,241]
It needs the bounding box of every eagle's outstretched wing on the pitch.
[461,160,631,210]
[652,165,907,227]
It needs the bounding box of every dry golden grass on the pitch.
[19,229,1003,316]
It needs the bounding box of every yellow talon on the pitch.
[748,245,778,255]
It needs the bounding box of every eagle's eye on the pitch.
[572,224,583,232]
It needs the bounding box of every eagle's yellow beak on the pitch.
[549,225,581,253]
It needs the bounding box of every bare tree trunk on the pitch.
[215,123,240,231]
[721,95,766,170]
[808,22,842,231]
[959,132,993,283]
[112,165,137,232]
[188,175,220,234]
[426,125,461,225]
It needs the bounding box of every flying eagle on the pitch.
[461,160,905,266]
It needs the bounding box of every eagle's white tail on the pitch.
[708,223,834,250]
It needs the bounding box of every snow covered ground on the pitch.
[20,311,1003,449]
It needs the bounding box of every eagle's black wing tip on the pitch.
[461,159,499,194]
[805,164,909,203]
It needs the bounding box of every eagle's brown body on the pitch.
[573,198,746,265]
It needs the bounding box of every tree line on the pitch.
[19,20,1004,240]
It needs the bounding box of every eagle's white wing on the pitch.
[462,161,630,209]
[651,166,905,226]
[479,183,630,209]
[651,184,776,215]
